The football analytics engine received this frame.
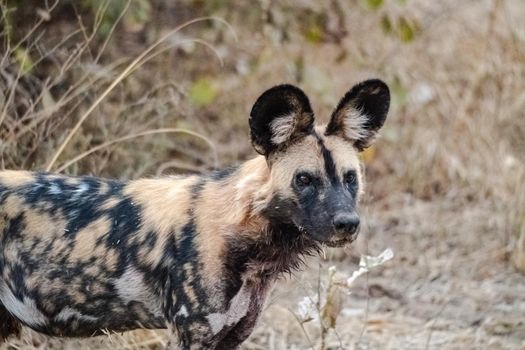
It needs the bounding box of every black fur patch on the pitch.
[209,166,238,181]
[0,303,21,342]
[223,218,320,289]
[315,133,339,186]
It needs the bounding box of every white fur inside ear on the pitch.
[270,114,296,145]
[342,107,371,141]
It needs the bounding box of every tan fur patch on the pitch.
[125,176,199,266]
[0,171,35,187]
[2,195,25,218]
[193,186,228,287]
[24,211,65,238]
[70,217,111,261]
[100,197,120,211]
[104,249,119,271]
[98,181,110,195]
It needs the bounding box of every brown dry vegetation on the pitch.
[1,0,525,349]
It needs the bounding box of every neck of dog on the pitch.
[205,155,272,232]
[206,155,318,272]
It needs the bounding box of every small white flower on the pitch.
[328,265,337,277]
[347,248,394,287]
[297,296,318,323]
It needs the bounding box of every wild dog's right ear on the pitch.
[249,84,315,156]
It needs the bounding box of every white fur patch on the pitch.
[114,267,164,318]
[73,182,89,197]
[55,307,98,323]
[270,114,296,145]
[0,282,48,327]
[206,281,252,335]
[342,107,370,141]
[206,313,227,335]
[48,183,62,195]
[177,305,189,317]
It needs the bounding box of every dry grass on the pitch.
[1,0,525,349]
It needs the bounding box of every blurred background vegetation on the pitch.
[1,0,525,349]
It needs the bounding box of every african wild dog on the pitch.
[0,79,389,349]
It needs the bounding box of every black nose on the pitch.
[333,212,360,233]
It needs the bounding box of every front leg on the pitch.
[214,308,261,350]
[166,314,255,350]
[215,281,271,350]
[163,269,272,349]
[167,294,262,350]
[167,315,221,350]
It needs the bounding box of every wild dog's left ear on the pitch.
[325,79,390,151]
[249,84,315,156]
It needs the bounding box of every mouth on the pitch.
[322,234,358,247]
[294,222,358,247]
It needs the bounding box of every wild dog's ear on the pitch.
[249,84,315,156]
[325,79,390,151]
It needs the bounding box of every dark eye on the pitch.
[295,173,313,188]
[344,171,357,187]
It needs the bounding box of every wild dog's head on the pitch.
[250,80,390,247]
